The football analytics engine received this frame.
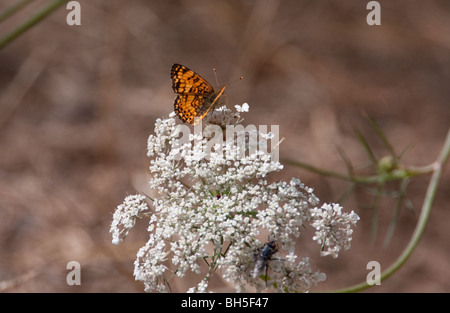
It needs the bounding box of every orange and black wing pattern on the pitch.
[170,64,226,125]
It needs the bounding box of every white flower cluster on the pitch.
[111,103,359,292]
[310,203,360,258]
[110,194,149,245]
[270,255,327,293]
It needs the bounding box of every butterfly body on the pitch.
[171,64,226,125]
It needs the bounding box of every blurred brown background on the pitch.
[0,0,449,292]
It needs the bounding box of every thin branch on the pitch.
[0,0,69,50]
[353,126,378,166]
[329,128,450,293]
[0,0,35,24]
[367,116,397,161]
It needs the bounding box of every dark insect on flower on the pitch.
[253,240,278,283]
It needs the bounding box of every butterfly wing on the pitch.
[174,93,209,125]
[171,64,214,95]
[171,64,226,125]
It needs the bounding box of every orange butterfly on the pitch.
[170,64,226,125]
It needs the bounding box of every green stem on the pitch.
[330,128,450,293]
[0,0,35,24]
[284,160,435,184]
[0,0,69,50]
[284,160,352,181]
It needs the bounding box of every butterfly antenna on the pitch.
[213,67,244,87]
[228,75,244,87]
[213,68,220,87]
[236,76,244,84]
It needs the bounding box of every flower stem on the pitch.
[330,128,450,293]
[0,0,35,24]
[0,0,69,50]
[285,159,435,184]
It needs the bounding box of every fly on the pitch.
[253,240,278,285]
